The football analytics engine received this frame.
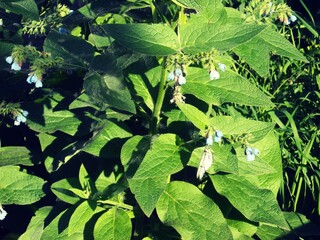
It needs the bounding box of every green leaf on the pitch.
[101,24,180,56]
[209,116,275,143]
[94,207,132,240]
[181,23,266,53]
[51,178,82,204]
[27,107,86,136]
[0,166,45,205]
[233,37,270,77]
[19,206,53,240]
[68,201,102,236]
[210,174,288,228]
[83,119,132,157]
[0,146,33,166]
[188,144,238,175]
[156,181,233,240]
[259,27,308,62]
[44,30,94,69]
[128,134,184,216]
[183,67,274,107]
[128,73,154,111]
[79,164,89,190]
[83,71,136,114]
[0,0,39,20]
[256,212,320,239]
[177,103,209,130]
[41,206,81,240]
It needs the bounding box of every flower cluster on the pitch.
[27,74,43,88]
[5,56,22,71]
[14,110,29,126]
[209,63,226,80]
[168,68,186,85]
[0,204,7,221]
[245,146,259,161]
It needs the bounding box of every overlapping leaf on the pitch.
[0,0,39,20]
[156,181,233,240]
[0,146,33,166]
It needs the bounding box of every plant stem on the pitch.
[98,199,133,211]
[151,57,167,134]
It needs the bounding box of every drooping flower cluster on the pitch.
[27,74,43,88]
[245,146,260,161]
[5,56,22,71]
[209,63,226,80]
[169,68,187,104]
[14,110,29,126]
[168,68,186,85]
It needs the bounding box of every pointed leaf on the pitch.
[84,72,136,114]
[0,0,39,20]
[19,207,53,240]
[101,24,179,55]
[210,174,288,228]
[94,207,132,240]
[0,146,33,166]
[177,103,209,130]
[128,73,154,111]
[181,23,266,53]
[156,181,233,240]
[183,67,274,107]
[51,178,82,204]
[0,166,45,205]
[128,134,184,216]
[44,30,94,69]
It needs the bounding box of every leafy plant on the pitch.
[0,0,319,239]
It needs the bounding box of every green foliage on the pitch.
[0,0,319,239]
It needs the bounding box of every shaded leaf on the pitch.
[0,146,33,166]
[0,0,39,20]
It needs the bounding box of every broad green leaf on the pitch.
[172,0,223,11]
[41,206,81,240]
[209,116,275,143]
[177,103,209,130]
[181,23,266,53]
[128,74,154,111]
[0,0,39,20]
[68,201,102,236]
[164,109,188,126]
[44,30,94,69]
[94,207,132,240]
[51,178,82,204]
[27,107,90,136]
[233,37,270,77]
[79,164,89,190]
[259,27,308,62]
[145,66,162,87]
[128,134,184,216]
[0,166,45,205]
[83,119,132,157]
[235,131,282,194]
[120,135,151,178]
[0,146,33,166]
[156,181,233,240]
[256,212,320,239]
[188,144,238,175]
[95,171,116,193]
[210,174,288,228]
[18,206,52,240]
[89,42,143,72]
[101,24,179,56]
[183,67,274,107]
[83,72,136,114]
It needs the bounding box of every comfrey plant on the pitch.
[0,0,313,239]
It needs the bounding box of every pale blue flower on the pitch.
[290,15,297,22]
[218,63,226,72]
[35,79,43,88]
[27,75,43,88]
[14,109,28,126]
[210,70,220,80]
[206,135,213,145]
[11,62,21,71]
[178,75,186,85]
[253,148,260,156]
[214,130,223,142]
[5,56,13,64]
[168,71,175,81]
[245,147,255,161]
[58,27,69,35]
[175,68,182,76]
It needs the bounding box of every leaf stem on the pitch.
[151,57,167,134]
[98,199,133,211]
